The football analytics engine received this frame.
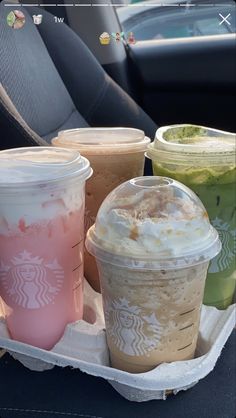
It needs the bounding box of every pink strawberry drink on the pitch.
[0,147,92,349]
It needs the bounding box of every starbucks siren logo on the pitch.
[105,297,163,356]
[209,217,236,273]
[0,251,64,309]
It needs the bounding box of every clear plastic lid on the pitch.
[0,147,92,188]
[86,176,221,270]
[52,128,150,155]
[147,124,236,166]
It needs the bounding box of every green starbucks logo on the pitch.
[209,217,236,273]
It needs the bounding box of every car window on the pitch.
[115,0,236,42]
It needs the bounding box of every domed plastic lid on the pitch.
[86,176,221,270]
[0,147,92,187]
[52,128,150,155]
[147,124,235,165]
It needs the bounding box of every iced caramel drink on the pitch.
[86,177,221,373]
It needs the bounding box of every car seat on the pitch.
[0,1,157,154]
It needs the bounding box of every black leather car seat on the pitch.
[0,1,157,151]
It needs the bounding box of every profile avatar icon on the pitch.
[0,251,64,309]
[7,10,25,30]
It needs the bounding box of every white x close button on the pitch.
[219,13,231,26]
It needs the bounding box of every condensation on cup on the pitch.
[52,128,150,292]
[86,176,221,373]
[147,125,236,309]
[0,147,92,349]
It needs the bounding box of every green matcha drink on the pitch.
[147,125,236,309]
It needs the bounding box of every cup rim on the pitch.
[147,124,236,166]
[85,225,221,271]
[52,128,151,155]
[0,146,92,188]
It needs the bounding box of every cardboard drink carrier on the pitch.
[0,281,235,402]
[0,112,235,401]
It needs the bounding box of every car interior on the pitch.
[0,0,236,417]
[0,0,235,153]
[0,1,157,150]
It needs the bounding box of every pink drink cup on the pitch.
[0,147,92,349]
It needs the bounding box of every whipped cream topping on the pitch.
[0,164,56,183]
[0,184,84,234]
[0,148,91,233]
[0,148,91,184]
[95,188,210,258]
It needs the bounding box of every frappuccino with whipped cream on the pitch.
[86,177,221,373]
[147,125,236,309]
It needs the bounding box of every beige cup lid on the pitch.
[52,128,150,155]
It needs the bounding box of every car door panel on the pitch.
[128,34,236,131]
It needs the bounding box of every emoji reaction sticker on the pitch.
[127,32,136,45]
[112,32,125,42]
[99,32,111,45]
[33,15,43,25]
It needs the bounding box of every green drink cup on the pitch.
[147,125,236,309]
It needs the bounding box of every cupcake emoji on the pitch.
[99,32,110,45]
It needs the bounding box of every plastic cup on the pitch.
[52,128,150,292]
[0,147,92,349]
[147,125,236,309]
[86,177,221,372]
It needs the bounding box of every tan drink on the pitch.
[86,177,221,373]
[52,128,150,292]
[98,262,208,373]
